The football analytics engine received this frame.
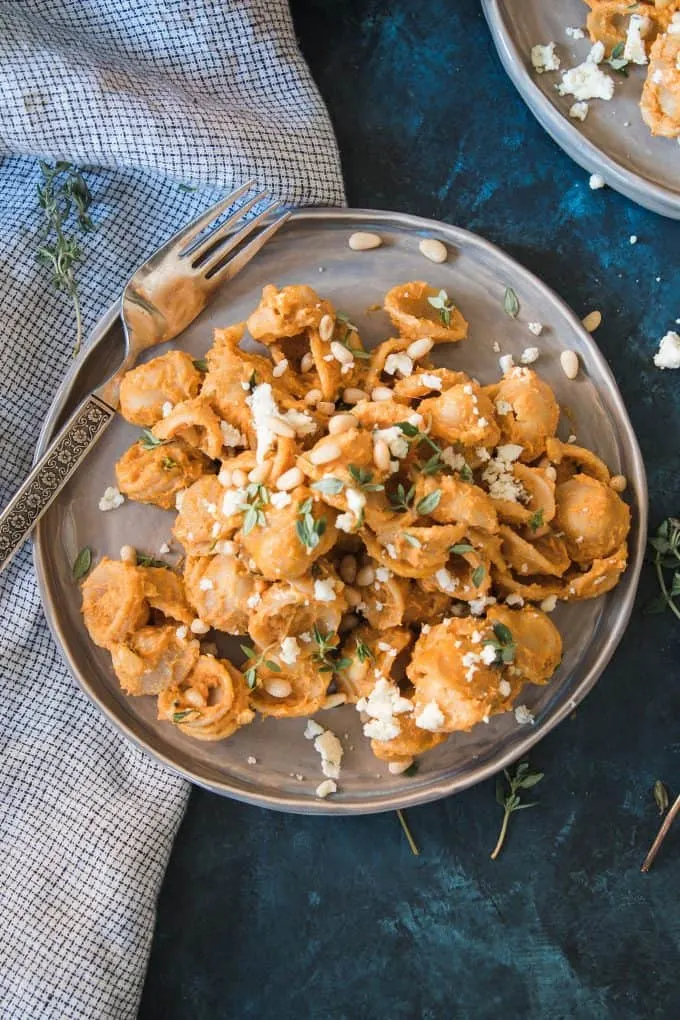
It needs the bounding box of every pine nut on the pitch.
[272,359,288,378]
[419,238,447,263]
[371,386,393,402]
[218,468,233,488]
[120,544,137,564]
[582,310,601,332]
[248,462,271,484]
[276,466,304,491]
[231,469,247,487]
[190,618,210,635]
[328,413,358,435]
[322,691,349,708]
[319,314,335,342]
[610,474,627,493]
[356,565,375,587]
[388,759,414,775]
[348,231,382,251]
[560,350,580,380]
[265,415,296,439]
[407,338,434,360]
[317,401,335,416]
[264,679,293,699]
[343,387,369,403]
[373,438,391,472]
[340,554,358,583]
[330,341,354,365]
[344,586,362,608]
[545,465,557,481]
[300,352,315,373]
[309,442,341,465]
[304,388,322,406]
[184,688,207,709]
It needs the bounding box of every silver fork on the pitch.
[0,181,290,572]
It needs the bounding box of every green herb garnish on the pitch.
[450,543,474,555]
[355,637,374,663]
[311,625,351,673]
[415,489,441,516]
[136,553,172,569]
[240,644,282,689]
[348,465,384,493]
[483,622,516,665]
[193,358,208,372]
[237,483,269,536]
[503,287,520,319]
[172,709,198,722]
[645,516,680,620]
[389,483,415,513]
[161,457,178,470]
[528,508,545,532]
[427,288,456,327]
[472,564,486,588]
[607,41,629,75]
[311,477,345,496]
[138,428,167,450]
[36,161,95,356]
[72,546,92,580]
[296,498,327,550]
[491,761,543,859]
[396,809,421,855]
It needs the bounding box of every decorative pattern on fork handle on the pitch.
[0,395,114,570]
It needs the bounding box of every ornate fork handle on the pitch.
[0,395,114,572]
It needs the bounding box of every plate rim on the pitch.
[481,0,680,220]
[33,206,648,815]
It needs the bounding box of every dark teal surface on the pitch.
[139,3,680,1017]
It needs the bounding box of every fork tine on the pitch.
[170,179,255,256]
[204,210,291,286]
[184,190,269,262]
[198,200,285,277]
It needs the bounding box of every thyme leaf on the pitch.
[491,761,543,860]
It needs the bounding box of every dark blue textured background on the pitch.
[139,3,680,1017]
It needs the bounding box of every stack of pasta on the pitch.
[81,281,630,771]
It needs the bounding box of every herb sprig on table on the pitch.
[646,516,680,621]
[36,161,96,356]
[491,761,543,860]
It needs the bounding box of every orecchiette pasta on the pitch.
[81,279,631,782]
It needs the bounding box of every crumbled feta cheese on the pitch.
[492,340,501,353]
[98,486,124,512]
[282,408,317,436]
[299,631,313,644]
[247,755,257,765]
[279,636,300,665]
[222,487,246,517]
[314,729,344,778]
[384,352,413,377]
[475,446,491,462]
[520,347,540,365]
[469,595,496,617]
[385,543,398,560]
[159,542,170,554]
[569,101,589,121]
[414,700,445,732]
[499,679,512,697]
[421,624,431,635]
[588,41,605,64]
[514,704,535,726]
[304,719,325,740]
[499,353,515,375]
[566,26,585,40]
[346,487,366,519]
[624,14,649,65]
[531,42,560,74]
[374,426,409,460]
[161,401,173,418]
[246,592,261,610]
[477,416,489,428]
[482,444,527,503]
[314,579,337,602]
[270,491,292,509]
[589,173,606,190]
[357,678,413,742]
[375,566,392,583]
[420,373,443,390]
[558,62,614,102]
[435,568,458,594]
[335,512,355,533]
[199,578,214,591]
[246,382,279,462]
[527,322,543,337]
[316,779,337,798]
[653,331,680,370]
[220,421,246,448]
[495,399,512,415]
[540,595,558,613]
[440,447,468,473]
[505,593,524,607]
[480,644,499,666]
[175,625,188,640]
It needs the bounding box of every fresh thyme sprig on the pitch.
[238,483,269,535]
[607,41,630,75]
[138,428,167,450]
[36,161,95,356]
[296,497,327,550]
[427,288,456,327]
[491,761,543,860]
[396,809,421,856]
[646,516,680,621]
[355,637,374,663]
[311,624,351,672]
[240,644,282,689]
[483,622,516,665]
[528,508,545,532]
[389,482,415,513]
[395,421,444,475]
[348,465,384,493]
[642,785,680,873]
[415,489,441,516]
[136,553,172,569]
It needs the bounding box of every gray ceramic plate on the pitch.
[33,208,647,814]
[482,0,680,219]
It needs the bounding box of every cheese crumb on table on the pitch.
[589,173,606,190]
[653,331,680,370]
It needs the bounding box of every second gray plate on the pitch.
[34,208,646,814]
[483,0,680,219]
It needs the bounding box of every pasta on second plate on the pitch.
[81,280,631,776]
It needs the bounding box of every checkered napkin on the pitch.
[0,3,344,1017]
